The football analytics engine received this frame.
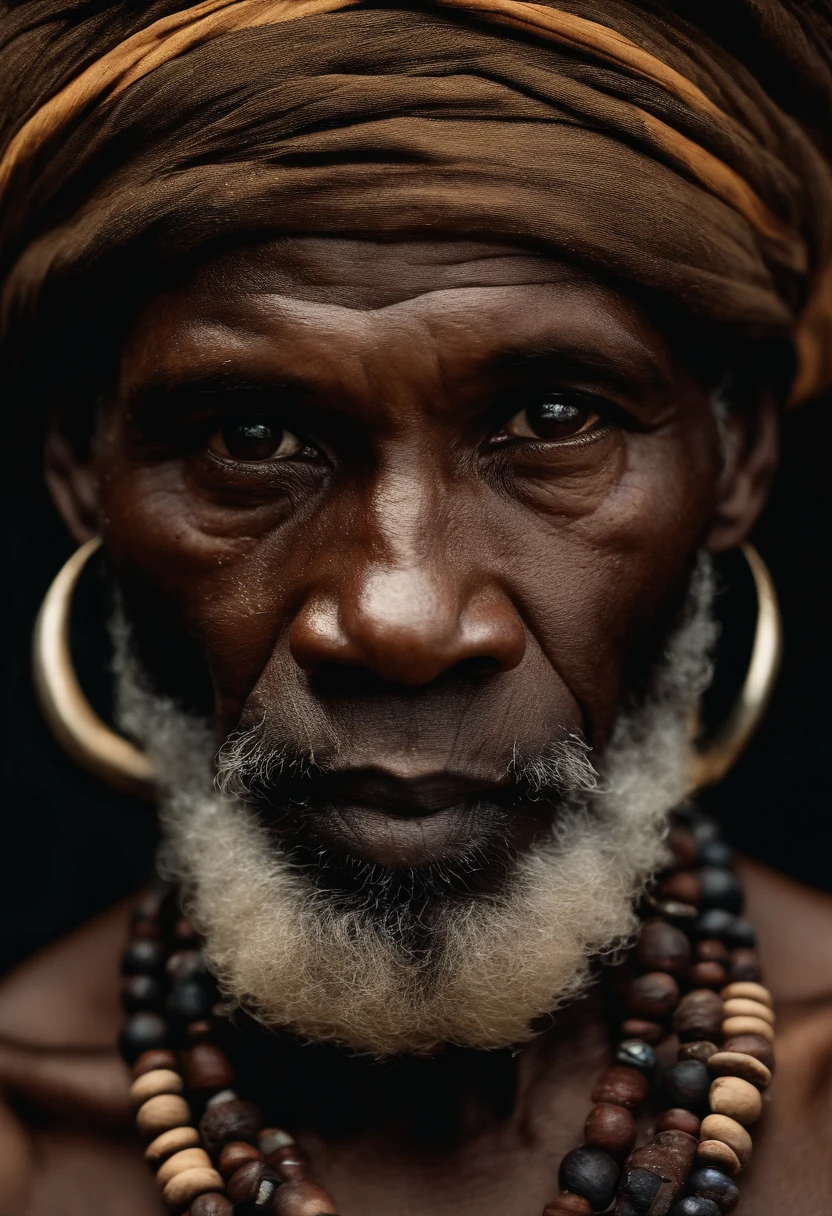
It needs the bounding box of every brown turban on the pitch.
[1,0,831,404]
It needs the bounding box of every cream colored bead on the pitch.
[707,1051,772,1089]
[721,981,773,1008]
[709,1075,763,1125]
[136,1093,192,1138]
[696,1139,742,1175]
[145,1126,201,1165]
[161,1166,223,1210]
[157,1148,213,1187]
[722,1014,775,1042]
[131,1069,183,1107]
[700,1113,753,1166]
[723,997,775,1025]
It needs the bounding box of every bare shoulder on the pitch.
[0,894,162,1214]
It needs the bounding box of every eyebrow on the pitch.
[484,341,673,398]
[122,369,308,421]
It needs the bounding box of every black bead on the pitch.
[121,938,165,976]
[697,869,743,914]
[661,1060,711,1116]
[166,948,207,982]
[118,1011,170,1063]
[558,1145,620,1212]
[691,909,736,942]
[166,976,217,1024]
[615,1040,659,1081]
[691,816,720,851]
[697,841,733,869]
[121,973,165,1014]
[624,1167,662,1213]
[725,918,756,949]
[669,1200,721,1216]
[687,1167,740,1212]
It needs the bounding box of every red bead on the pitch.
[620,1018,664,1045]
[673,989,723,1042]
[668,826,697,867]
[227,1160,267,1203]
[678,1040,718,1063]
[626,972,680,1020]
[584,1103,637,1157]
[722,1033,775,1071]
[689,961,728,989]
[132,1049,177,1078]
[184,1043,236,1091]
[634,921,690,975]
[591,1066,648,1111]
[696,939,730,965]
[266,1145,310,1181]
[219,1141,264,1181]
[542,1195,593,1216]
[729,949,761,982]
[187,1020,216,1043]
[656,1108,701,1137]
[658,871,701,907]
[268,1180,339,1215]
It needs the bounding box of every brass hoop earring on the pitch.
[689,541,782,792]
[32,537,156,800]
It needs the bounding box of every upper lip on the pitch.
[311,768,506,816]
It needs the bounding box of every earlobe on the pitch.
[705,393,779,553]
[44,423,101,545]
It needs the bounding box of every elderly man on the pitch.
[1,1,831,1214]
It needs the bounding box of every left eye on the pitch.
[502,395,601,442]
[208,420,304,463]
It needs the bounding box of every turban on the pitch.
[1,0,831,405]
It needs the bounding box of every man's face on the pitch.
[89,237,723,878]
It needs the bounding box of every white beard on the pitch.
[113,559,716,1056]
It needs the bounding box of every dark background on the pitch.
[2,401,830,976]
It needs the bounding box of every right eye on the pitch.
[208,420,305,463]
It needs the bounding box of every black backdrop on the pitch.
[2,402,830,976]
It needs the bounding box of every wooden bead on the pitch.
[689,962,728,990]
[186,1021,215,1043]
[673,990,723,1042]
[721,1015,774,1042]
[658,871,701,906]
[662,1060,711,1116]
[708,1076,763,1125]
[199,1099,263,1153]
[131,1069,184,1106]
[620,1130,698,1210]
[626,972,680,1020]
[157,1148,213,1187]
[722,998,774,1025]
[219,1141,264,1180]
[133,1050,179,1079]
[227,1160,266,1202]
[728,949,761,982]
[136,1093,192,1138]
[162,1166,224,1210]
[542,1194,594,1216]
[584,1103,637,1157]
[707,1051,771,1089]
[696,940,730,965]
[721,1034,774,1070]
[146,1127,201,1165]
[266,1145,310,1181]
[268,1179,339,1215]
[188,1193,232,1215]
[184,1044,236,1092]
[591,1066,649,1110]
[721,982,772,1008]
[699,1115,752,1166]
[696,1140,742,1176]
[678,1041,718,1063]
[634,921,691,975]
[620,1019,664,1045]
[668,825,697,866]
[558,1145,620,1212]
[655,1109,701,1137]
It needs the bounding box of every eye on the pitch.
[501,394,601,443]
[208,419,305,463]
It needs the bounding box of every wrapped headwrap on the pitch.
[1,0,831,403]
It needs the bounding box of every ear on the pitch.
[44,409,102,545]
[705,390,779,553]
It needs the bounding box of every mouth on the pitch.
[250,766,558,874]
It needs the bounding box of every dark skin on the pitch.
[4,237,829,1215]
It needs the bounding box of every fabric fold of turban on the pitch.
[1,0,831,403]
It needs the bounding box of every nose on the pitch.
[289,562,527,686]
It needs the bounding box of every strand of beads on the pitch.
[543,805,774,1216]
[118,887,340,1215]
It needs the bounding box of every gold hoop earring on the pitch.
[689,542,782,792]
[32,537,156,801]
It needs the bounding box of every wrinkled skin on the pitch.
[5,238,824,1216]
[48,237,775,873]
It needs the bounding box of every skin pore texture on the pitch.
[3,237,830,1215]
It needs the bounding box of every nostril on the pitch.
[455,655,503,678]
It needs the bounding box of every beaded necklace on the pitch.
[119,804,775,1216]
